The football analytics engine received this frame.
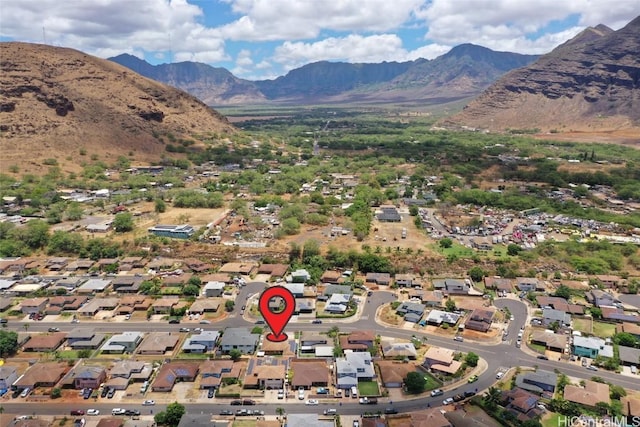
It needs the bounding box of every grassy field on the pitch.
[358,381,380,396]
[529,343,546,354]
[542,412,562,427]
[573,318,617,338]
[423,372,441,391]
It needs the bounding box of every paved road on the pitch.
[3,282,640,418]
[619,294,640,310]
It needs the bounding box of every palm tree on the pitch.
[23,323,29,332]
[276,407,285,422]
[483,386,501,409]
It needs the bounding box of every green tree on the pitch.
[77,349,92,358]
[182,284,200,296]
[445,298,457,312]
[554,285,571,300]
[439,238,453,249]
[47,231,84,255]
[65,202,84,221]
[483,386,501,410]
[613,332,639,348]
[327,326,340,338]
[465,352,479,367]
[468,266,485,283]
[154,402,185,427]
[229,349,242,361]
[225,300,235,312]
[113,212,134,232]
[507,243,522,256]
[51,388,62,399]
[590,307,603,320]
[0,330,18,356]
[155,198,167,213]
[404,371,426,394]
[12,219,49,249]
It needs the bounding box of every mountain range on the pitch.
[109,44,539,106]
[446,17,640,134]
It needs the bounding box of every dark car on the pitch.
[12,389,21,399]
[168,318,180,324]
[101,388,109,398]
[242,399,256,405]
[312,319,323,324]
[70,410,85,416]
[208,389,215,398]
[453,394,465,402]
[230,400,242,406]
[107,388,115,399]
[537,355,549,360]
[220,410,233,415]
[464,390,476,398]
[384,408,398,414]
[124,409,140,416]
[83,388,93,399]
[0,318,8,323]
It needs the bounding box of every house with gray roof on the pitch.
[516,277,539,292]
[286,414,334,427]
[66,328,106,349]
[323,284,352,296]
[0,366,18,391]
[618,346,640,367]
[182,331,220,353]
[432,278,470,294]
[284,282,305,298]
[101,331,143,354]
[336,350,375,389]
[586,289,619,308]
[425,309,460,326]
[77,278,112,294]
[219,328,259,354]
[542,308,572,327]
[572,336,613,359]
[515,369,558,395]
[325,293,351,313]
[202,281,225,298]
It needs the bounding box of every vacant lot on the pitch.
[572,317,617,338]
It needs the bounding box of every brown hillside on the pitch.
[0,42,236,173]
[445,16,640,139]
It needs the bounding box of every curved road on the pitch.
[3,282,639,417]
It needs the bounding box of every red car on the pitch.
[70,410,85,416]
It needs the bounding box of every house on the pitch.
[621,395,640,418]
[289,359,330,389]
[219,328,259,354]
[23,332,67,352]
[397,302,426,317]
[245,363,286,390]
[340,330,375,351]
[12,362,68,390]
[323,284,352,296]
[77,278,112,294]
[188,299,221,314]
[152,361,200,392]
[152,297,179,314]
[335,350,375,389]
[119,256,146,272]
[425,310,460,326]
[325,293,351,313]
[500,388,544,422]
[257,263,289,278]
[586,289,618,308]
[65,366,107,390]
[471,237,493,251]
[484,277,514,292]
[601,307,640,323]
[45,296,87,314]
[465,308,495,332]
[618,346,640,368]
[182,331,220,353]
[287,414,334,427]
[66,328,106,350]
[295,299,315,314]
[564,380,610,408]
[284,282,305,298]
[381,340,417,359]
[594,274,622,289]
[299,333,331,355]
[111,276,143,293]
[202,281,225,297]
[365,272,391,286]
[218,262,257,276]
[395,274,414,287]
[377,361,417,388]
[617,322,640,339]
[377,206,401,222]
[432,278,470,294]
[530,331,568,353]
[422,346,462,375]
[0,366,19,390]
[137,332,180,355]
[537,296,584,314]
[107,361,153,389]
[290,269,311,283]
[572,336,608,358]
[199,360,242,390]
[515,277,539,292]
[78,297,120,316]
[148,224,195,239]
[101,332,143,354]
[118,295,152,312]
[51,277,86,293]
[320,270,342,284]
[46,257,68,271]
[20,297,48,314]
[412,290,444,307]
[515,370,557,395]
[64,259,95,272]
[542,308,572,327]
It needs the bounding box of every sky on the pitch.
[0,1,637,80]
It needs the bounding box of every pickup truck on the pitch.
[359,397,378,405]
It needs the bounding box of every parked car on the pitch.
[48,327,60,332]
[277,390,284,399]
[312,319,323,324]
[208,389,215,398]
[324,409,338,415]
[242,399,256,406]
[431,389,444,397]
[453,336,464,342]
[468,375,478,383]
[298,388,305,400]
[106,388,115,398]
[586,365,599,371]
[142,400,155,406]
[443,397,454,405]
[125,409,140,416]
[20,388,31,398]
[305,399,319,405]
[230,400,242,406]
[70,410,85,416]
[464,390,476,398]
[537,355,549,360]
[219,410,233,415]
[453,394,465,402]
[316,387,329,394]
[496,372,505,379]
[359,397,377,405]
[86,409,100,416]
[111,408,126,416]
[384,408,398,414]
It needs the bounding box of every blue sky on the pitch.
[0,1,637,80]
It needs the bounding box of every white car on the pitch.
[430,389,444,397]
[496,372,505,379]
[305,399,319,405]
[142,400,156,406]
[87,409,100,416]
[443,397,454,405]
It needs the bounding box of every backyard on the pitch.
[358,381,380,396]
[572,318,617,338]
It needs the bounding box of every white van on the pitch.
[351,386,358,398]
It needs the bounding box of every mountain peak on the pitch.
[557,24,614,49]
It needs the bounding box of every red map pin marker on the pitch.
[258,286,295,342]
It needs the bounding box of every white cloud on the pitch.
[219,0,424,41]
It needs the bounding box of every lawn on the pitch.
[572,317,592,334]
[542,412,562,427]
[358,381,380,396]
[422,372,441,391]
[176,352,211,359]
[56,350,80,359]
[529,343,546,354]
[572,318,617,338]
